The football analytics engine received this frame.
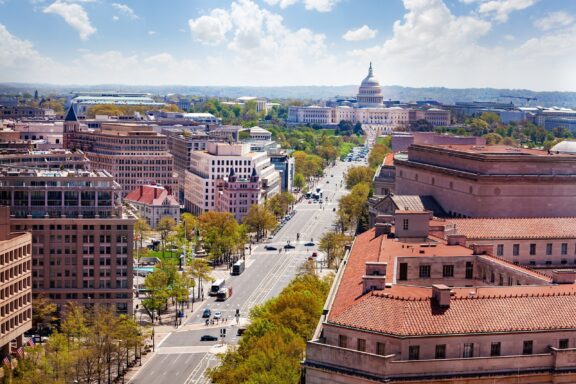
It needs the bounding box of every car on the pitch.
[213,311,222,320]
[264,245,277,251]
[200,335,218,341]
[202,308,211,318]
[312,252,318,257]
[304,242,315,247]
[284,244,296,250]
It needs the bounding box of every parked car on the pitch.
[264,245,277,251]
[304,242,315,247]
[213,311,222,320]
[284,244,296,250]
[202,308,211,318]
[200,335,218,341]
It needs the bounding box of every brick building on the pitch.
[0,207,32,357]
[0,167,135,313]
[304,211,576,383]
[63,108,177,195]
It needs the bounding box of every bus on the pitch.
[216,287,233,301]
[209,279,225,296]
[231,260,245,276]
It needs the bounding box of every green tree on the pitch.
[319,232,353,269]
[344,166,375,189]
[199,211,242,266]
[368,142,390,169]
[293,173,306,190]
[266,192,295,219]
[157,216,177,258]
[409,119,434,132]
[244,204,277,241]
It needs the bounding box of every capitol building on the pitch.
[288,63,450,133]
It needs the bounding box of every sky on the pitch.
[0,0,575,91]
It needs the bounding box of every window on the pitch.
[497,244,504,256]
[513,244,519,256]
[463,343,474,358]
[339,335,347,348]
[419,265,431,278]
[529,244,536,256]
[546,243,552,255]
[403,219,409,230]
[357,338,366,352]
[465,262,473,279]
[408,345,420,360]
[562,243,568,255]
[491,342,501,357]
[376,342,386,356]
[435,344,446,359]
[442,265,454,278]
[559,339,569,349]
[523,340,533,355]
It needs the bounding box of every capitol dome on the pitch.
[357,62,384,107]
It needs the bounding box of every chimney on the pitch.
[432,284,452,307]
[447,234,467,246]
[363,262,388,293]
[374,223,392,237]
[471,243,493,256]
[552,270,576,284]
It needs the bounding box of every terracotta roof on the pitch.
[125,185,179,206]
[382,152,394,166]
[330,289,576,336]
[446,217,576,240]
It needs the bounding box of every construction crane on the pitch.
[500,95,537,106]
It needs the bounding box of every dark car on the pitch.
[284,244,296,250]
[202,308,211,318]
[264,245,277,251]
[312,252,318,257]
[200,335,218,341]
[304,242,315,247]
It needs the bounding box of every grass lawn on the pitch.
[322,128,336,136]
[339,142,354,159]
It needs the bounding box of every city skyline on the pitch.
[1,0,575,90]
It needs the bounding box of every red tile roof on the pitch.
[125,185,179,206]
[445,217,576,240]
[382,152,394,166]
[330,286,576,336]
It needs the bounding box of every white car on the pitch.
[213,311,222,320]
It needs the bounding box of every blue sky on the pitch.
[0,0,575,90]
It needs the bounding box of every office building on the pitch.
[304,211,576,383]
[216,169,261,222]
[394,144,576,217]
[0,167,135,313]
[0,207,32,357]
[64,108,178,195]
[184,142,280,216]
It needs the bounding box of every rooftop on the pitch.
[125,184,179,206]
[440,217,576,240]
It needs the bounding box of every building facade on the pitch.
[184,142,280,216]
[64,112,178,195]
[124,185,180,229]
[0,167,135,313]
[304,211,576,383]
[216,169,261,222]
[0,207,32,358]
[395,144,576,217]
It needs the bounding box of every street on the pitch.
[129,157,360,384]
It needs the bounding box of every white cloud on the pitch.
[263,0,298,8]
[112,15,119,21]
[188,8,231,45]
[303,0,339,12]
[43,0,96,40]
[112,3,138,20]
[263,0,339,12]
[478,0,536,22]
[342,25,377,41]
[534,11,574,31]
[148,30,156,36]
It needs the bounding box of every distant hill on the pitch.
[1,83,575,108]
